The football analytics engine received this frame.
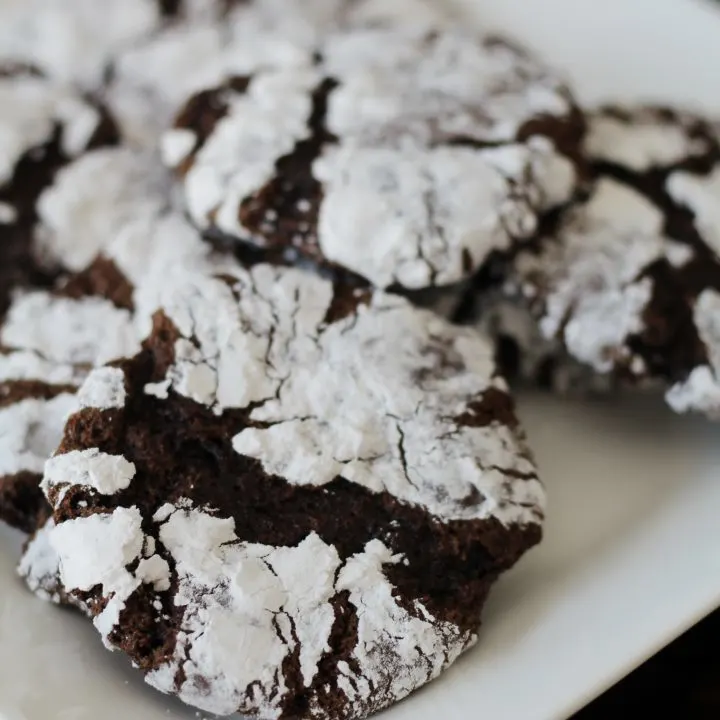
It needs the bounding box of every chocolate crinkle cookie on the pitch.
[466,107,720,415]
[161,25,582,292]
[27,263,544,720]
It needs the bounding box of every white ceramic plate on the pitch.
[3,1,720,719]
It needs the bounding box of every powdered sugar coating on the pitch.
[315,139,575,288]
[470,290,616,395]
[0,0,162,89]
[320,28,571,144]
[666,289,720,417]
[35,147,171,271]
[0,73,102,185]
[515,181,668,373]
[77,367,127,411]
[584,109,711,171]
[43,449,136,498]
[50,506,170,646]
[144,509,342,716]
[0,393,77,478]
[142,510,473,718]
[333,540,472,709]
[667,165,720,257]
[0,345,85,531]
[0,348,84,387]
[0,351,82,460]
[165,26,579,290]
[497,107,720,416]
[1,293,139,367]
[17,519,64,603]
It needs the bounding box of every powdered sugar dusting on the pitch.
[50,506,170,645]
[146,507,342,716]
[315,139,575,288]
[107,0,340,149]
[321,28,571,144]
[0,393,78,477]
[334,540,472,709]
[142,506,473,718]
[514,179,669,373]
[666,290,720,417]
[0,348,83,386]
[471,292,615,395]
[109,0,450,147]
[172,68,318,237]
[1,293,140,367]
[0,0,162,89]
[77,367,127,411]
[667,165,720,258]
[17,519,64,604]
[0,74,101,185]
[42,449,136,500]
[584,109,710,171]
[35,147,171,272]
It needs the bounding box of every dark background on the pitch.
[574,609,720,718]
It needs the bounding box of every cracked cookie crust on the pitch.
[35,264,544,719]
[162,26,581,291]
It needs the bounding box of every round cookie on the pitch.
[39,264,543,720]
[498,107,720,416]
[161,26,581,291]
[0,67,118,320]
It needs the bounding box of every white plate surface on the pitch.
[3,1,720,719]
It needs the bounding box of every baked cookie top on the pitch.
[503,107,720,416]
[39,264,543,719]
[162,26,580,291]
